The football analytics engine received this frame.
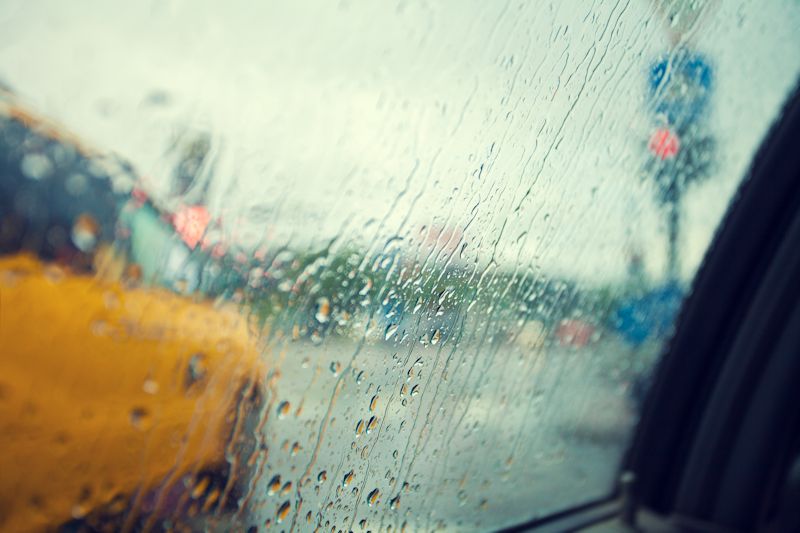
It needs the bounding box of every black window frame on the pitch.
[502,82,800,532]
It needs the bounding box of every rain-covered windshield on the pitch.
[1,1,799,531]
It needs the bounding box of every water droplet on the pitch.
[431,329,442,345]
[277,401,291,419]
[267,475,281,495]
[281,481,292,495]
[367,416,378,433]
[359,519,368,529]
[68,485,92,520]
[276,501,291,522]
[315,297,331,323]
[21,153,53,180]
[291,442,301,456]
[203,492,224,517]
[410,385,419,397]
[367,488,381,507]
[65,172,88,196]
[142,378,159,395]
[129,407,151,430]
[356,370,366,384]
[437,289,449,305]
[369,395,379,412]
[191,476,210,499]
[390,495,400,510]
[337,310,352,326]
[385,324,399,341]
[71,213,100,253]
[317,471,327,484]
[71,503,89,519]
[342,471,354,487]
[359,278,373,296]
[330,361,341,376]
[355,419,365,437]
[186,353,207,388]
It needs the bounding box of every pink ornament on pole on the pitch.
[648,128,680,160]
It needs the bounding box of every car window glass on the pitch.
[1,1,799,531]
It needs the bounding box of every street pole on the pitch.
[645,0,717,284]
[665,185,681,281]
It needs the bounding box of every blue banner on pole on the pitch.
[649,50,713,129]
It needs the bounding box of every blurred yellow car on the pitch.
[0,93,265,532]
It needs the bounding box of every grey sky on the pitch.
[0,0,798,282]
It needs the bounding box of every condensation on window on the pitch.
[1,1,799,531]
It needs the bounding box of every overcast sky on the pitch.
[1,0,798,283]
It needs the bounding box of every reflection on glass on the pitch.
[1,0,799,531]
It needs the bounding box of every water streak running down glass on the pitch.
[0,0,799,531]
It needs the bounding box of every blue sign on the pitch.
[612,281,684,346]
[649,49,713,129]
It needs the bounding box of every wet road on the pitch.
[241,332,641,532]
